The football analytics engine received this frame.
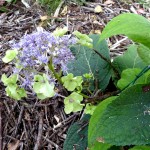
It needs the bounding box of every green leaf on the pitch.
[5,84,27,100]
[33,82,55,99]
[89,141,112,150]
[34,75,44,82]
[7,84,17,96]
[63,114,90,150]
[73,31,93,48]
[2,49,18,63]
[113,44,146,74]
[68,34,111,90]
[53,27,68,37]
[64,92,84,114]
[129,146,150,150]
[61,73,83,91]
[33,74,55,100]
[84,103,97,115]
[0,6,9,12]
[100,13,150,48]
[40,82,55,97]
[17,88,27,98]
[137,44,150,65]
[88,96,117,147]
[1,74,18,86]
[117,68,150,90]
[6,0,13,2]
[89,141,120,150]
[89,84,150,146]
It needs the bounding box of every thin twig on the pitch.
[14,106,24,136]
[34,113,43,150]
[43,136,61,150]
[85,90,119,104]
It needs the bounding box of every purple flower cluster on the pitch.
[12,29,76,87]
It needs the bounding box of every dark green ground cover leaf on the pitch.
[67,34,111,90]
[99,13,150,49]
[113,45,146,74]
[88,84,150,146]
[63,114,90,150]
[89,141,112,150]
[129,146,150,150]
[88,96,117,147]
[89,141,120,150]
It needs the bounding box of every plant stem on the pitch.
[92,48,120,79]
[48,57,63,84]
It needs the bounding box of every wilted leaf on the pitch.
[94,5,103,13]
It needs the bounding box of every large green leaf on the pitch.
[68,34,111,90]
[90,141,112,150]
[89,84,150,146]
[113,44,146,74]
[137,44,150,65]
[117,68,150,90]
[63,114,90,150]
[88,96,117,147]
[129,146,150,150]
[89,141,120,150]
[100,13,150,48]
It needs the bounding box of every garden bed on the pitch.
[0,0,150,149]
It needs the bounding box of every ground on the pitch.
[0,0,150,149]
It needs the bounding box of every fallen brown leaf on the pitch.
[8,140,20,150]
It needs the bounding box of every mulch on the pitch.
[0,0,149,149]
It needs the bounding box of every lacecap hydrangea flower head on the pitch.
[7,27,76,88]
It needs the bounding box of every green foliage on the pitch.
[129,146,150,150]
[63,114,90,150]
[117,68,150,90]
[0,0,17,12]
[64,92,84,114]
[99,13,150,49]
[53,27,68,37]
[37,0,62,14]
[87,13,150,149]
[33,74,55,100]
[61,73,83,91]
[73,31,93,48]
[137,0,150,8]
[89,141,112,150]
[1,74,27,100]
[2,49,18,63]
[113,44,146,74]
[84,103,96,115]
[89,84,150,146]
[88,96,117,148]
[2,12,150,149]
[137,44,150,65]
[68,34,112,91]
